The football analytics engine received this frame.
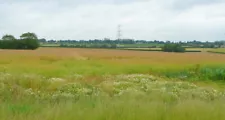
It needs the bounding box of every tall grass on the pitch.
[2,97,225,120]
[161,65,225,81]
[1,74,225,120]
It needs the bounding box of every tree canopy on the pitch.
[0,32,40,50]
[2,34,16,41]
[20,32,38,40]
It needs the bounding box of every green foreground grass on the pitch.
[2,97,225,120]
[1,74,225,120]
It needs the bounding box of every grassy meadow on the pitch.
[206,48,225,54]
[185,48,225,52]
[1,48,225,120]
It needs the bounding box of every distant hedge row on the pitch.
[207,51,225,54]
[0,33,39,50]
[162,43,185,52]
[60,44,117,49]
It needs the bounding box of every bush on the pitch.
[0,33,40,50]
[0,39,39,50]
[162,44,185,52]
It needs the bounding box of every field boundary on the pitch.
[207,51,225,54]
[119,48,202,53]
[40,45,202,53]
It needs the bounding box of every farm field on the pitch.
[121,47,162,51]
[40,43,60,47]
[186,48,225,52]
[117,43,164,48]
[185,48,214,52]
[122,48,225,53]
[1,48,225,120]
[207,48,225,54]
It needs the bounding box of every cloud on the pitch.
[173,0,224,10]
[0,0,225,41]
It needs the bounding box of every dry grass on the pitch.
[186,48,214,52]
[1,47,225,65]
[186,48,225,53]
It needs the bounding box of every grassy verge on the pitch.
[1,74,225,120]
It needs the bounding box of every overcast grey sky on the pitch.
[0,0,225,41]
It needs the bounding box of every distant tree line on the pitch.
[40,39,165,45]
[60,44,117,49]
[40,39,225,49]
[0,32,39,50]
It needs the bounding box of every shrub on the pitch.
[162,43,185,52]
[0,33,40,50]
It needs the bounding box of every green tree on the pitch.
[2,34,16,41]
[20,32,38,40]
[20,32,39,50]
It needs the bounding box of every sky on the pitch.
[0,0,225,41]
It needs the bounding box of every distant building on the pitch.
[104,38,110,40]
